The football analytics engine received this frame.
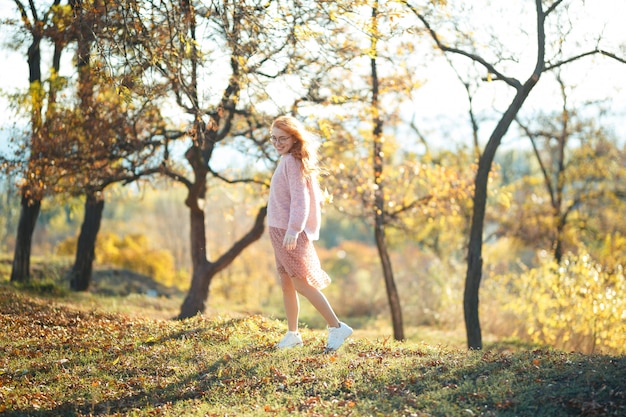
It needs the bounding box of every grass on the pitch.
[1,284,624,417]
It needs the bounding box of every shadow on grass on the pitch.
[3,316,266,417]
[7,341,626,417]
[484,337,544,353]
[2,284,625,417]
[376,346,626,416]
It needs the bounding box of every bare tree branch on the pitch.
[207,166,269,187]
[402,1,522,89]
[546,49,626,71]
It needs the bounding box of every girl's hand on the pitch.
[283,232,298,250]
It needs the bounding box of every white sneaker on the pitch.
[276,331,303,349]
[326,322,353,351]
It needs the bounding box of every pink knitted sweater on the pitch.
[268,154,322,241]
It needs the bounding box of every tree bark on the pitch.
[69,193,104,291]
[375,226,405,340]
[10,193,41,283]
[11,4,44,283]
[178,203,267,319]
[370,1,404,341]
[554,219,565,264]
[463,0,549,350]
[465,79,544,349]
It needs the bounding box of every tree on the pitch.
[301,0,473,340]
[369,0,404,340]
[64,0,170,291]
[9,0,64,283]
[513,74,626,264]
[109,0,338,318]
[406,0,626,349]
[5,1,171,290]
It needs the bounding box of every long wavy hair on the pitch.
[271,115,319,180]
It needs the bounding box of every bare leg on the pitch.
[292,278,340,328]
[281,275,300,332]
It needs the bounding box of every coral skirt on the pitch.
[269,227,331,290]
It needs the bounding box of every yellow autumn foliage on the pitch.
[490,251,625,354]
[57,232,180,289]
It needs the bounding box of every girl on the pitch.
[267,115,352,352]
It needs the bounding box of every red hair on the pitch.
[271,116,319,180]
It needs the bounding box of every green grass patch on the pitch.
[0,285,626,417]
[0,284,624,416]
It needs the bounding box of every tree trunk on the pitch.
[369,1,403,340]
[464,162,489,349]
[464,97,527,349]
[179,261,212,319]
[11,9,44,284]
[464,81,542,349]
[463,0,549,349]
[69,193,104,291]
[375,226,405,340]
[10,193,41,283]
[178,203,267,319]
[553,214,565,264]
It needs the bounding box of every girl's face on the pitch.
[271,127,295,156]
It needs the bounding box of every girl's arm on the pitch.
[285,156,310,241]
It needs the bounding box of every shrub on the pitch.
[489,251,626,354]
[56,232,178,288]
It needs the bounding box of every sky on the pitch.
[409,0,626,146]
[1,0,626,157]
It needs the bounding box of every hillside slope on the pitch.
[0,285,624,416]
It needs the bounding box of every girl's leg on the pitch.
[292,279,340,328]
[281,275,300,332]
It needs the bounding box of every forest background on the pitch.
[0,0,625,355]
